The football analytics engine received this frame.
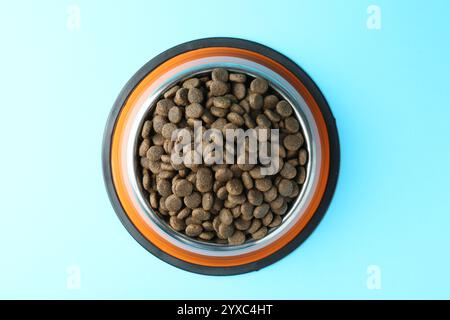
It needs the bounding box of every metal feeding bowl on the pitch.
[102,38,340,275]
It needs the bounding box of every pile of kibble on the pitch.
[138,68,308,245]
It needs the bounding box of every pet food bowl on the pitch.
[102,38,340,275]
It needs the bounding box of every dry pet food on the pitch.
[137,68,308,245]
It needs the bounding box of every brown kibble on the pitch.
[249,93,263,110]
[165,194,182,212]
[276,100,293,118]
[211,68,229,82]
[252,226,268,240]
[199,231,215,240]
[174,87,189,106]
[278,179,294,197]
[217,186,228,200]
[262,212,274,226]
[253,203,270,219]
[232,83,246,100]
[248,189,263,206]
[161,123,177,139]
[184,192,202,209]
[218,223,234,239]
[226,178,244,195]
[241,172,254,189]
[196,167,213,192]
[215,168,233,182]
[149,192,158,209]
[296,166,307,184]
[168,106,182,123]
[227,112,244,126]
[269,214,282,227]
[182,78,201,89]
[270,195,285,211]
[141,120,152,138]
[169,216,186,231]
[156,179,171,197]
[240,202,254,220]
[202,192,214,211]
[264,186,278,202]
[264,95,279,109]
[283,134,304,151]
[247,219,262,234]
[298,148,308,166]
[177,207,191,220]
[228,230,246,245]
[284,116,300,133]
[219,208,233,225]
[254,178,272,192]
[280,162,297,179]
[250,78,269,94]
[273,201,288,215]
[213,96,231,109]
[185,224,203,237]
[188,87,203,104]
[264,109,281,123]
[139,139,150,157]
[164,85,180,99]
[186,103,204,118]
[202,221,214,232]
[174,179,193,197]
[192,208,210,221]
[229,73,246,83]
[234,218,251,231]
[153,115,167,134]
[155,99,174,116]
[210,81,228,96]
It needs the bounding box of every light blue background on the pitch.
[1,0,449,299]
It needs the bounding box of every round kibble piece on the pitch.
[248,189,263,206]
[186,103,204,118]
[212,68,229,82]
[229,73,246,83]
[156,179,171,197]
[161,123,177,139]
[280,162,297,179]
[298,148,308,166]
[283,134,304,151]
[254,203,270,219]
[210,81,228,96]
[219,209,233,225]
[218,223,234,239]
[249,93,263,110]
[183,78,200,89]
[165,195,182,212]
[185,224,203,237]
[184,192,202,209]
[169,216,186,231]
[228,230,246,245]
[278,179,294,197]
[276,100,293,118]
[188,87,203,103]
[174,179,193,197]
[252,226,268,240]
[168,106,182,123]
[146,145,163,161]
[226,179,244,196]
[284,116,300,133]
[196,167,213,192]
[250,78,269,94]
